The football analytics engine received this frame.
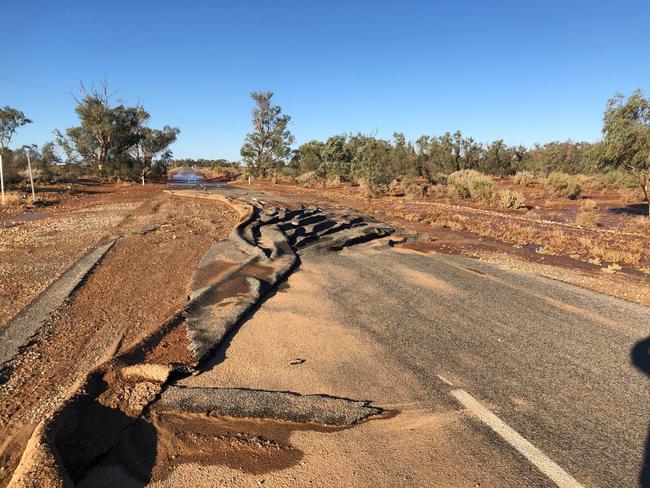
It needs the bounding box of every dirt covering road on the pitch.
[0,184,239,485]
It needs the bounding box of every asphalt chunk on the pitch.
[153,386,382,426]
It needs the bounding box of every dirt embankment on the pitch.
[0,185,239,486]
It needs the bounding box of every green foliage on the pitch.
[447,169,494,200]
[56,83,144,173]
[479,140,514,176]
[0,106,32,149]
[320,135,352,178]
[350,136,392,189]
[520,141,593,174]
[598,169,637,189]
[543,172,582,199]
[55,82,178,182]
[294,140,324,174]
[240,91,294,177]
[131,126,180,182]
[600,89,650,207]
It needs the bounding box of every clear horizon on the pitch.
[3,0,649,161]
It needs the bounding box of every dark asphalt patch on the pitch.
[153,386,383,426]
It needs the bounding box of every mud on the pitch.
[78,412,347,487]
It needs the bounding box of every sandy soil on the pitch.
[0,184,239,485]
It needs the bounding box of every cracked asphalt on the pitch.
[167,186,650,487]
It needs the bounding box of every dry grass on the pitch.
[580,199,598,212]
[626,216,650,234]
[576,200,599,227]
[1,192,26,207]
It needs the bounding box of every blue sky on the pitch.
[3,0,649,160]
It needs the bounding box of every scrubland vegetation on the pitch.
[2,86,649,220]
[0,82,178,198]
[237,90,650,217]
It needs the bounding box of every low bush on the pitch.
[590,170,638,190]
[447,170,493,200]
[496,189,527,209]
[403,177,431,199]
[296,171,322,188]
[543,172,582,199]
[580,199,598,212]
[2,191,26,206]
[513,171,536,187]
[386,179,406,196]
[576,209,599,228]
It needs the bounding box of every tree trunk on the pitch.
[638,171,649,218]
[0,152,4,205]
[141,173,145,186]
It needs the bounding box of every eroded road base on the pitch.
[7,191,394,487]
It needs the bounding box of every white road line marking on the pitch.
[436,374,454,386]
[451,389,584,488]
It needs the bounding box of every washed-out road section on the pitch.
[168,184,650,487]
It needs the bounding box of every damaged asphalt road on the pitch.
[6,187,395,487]
[5,183,650,487]
[172,186,650,487]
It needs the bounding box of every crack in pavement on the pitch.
[6,190,395,487]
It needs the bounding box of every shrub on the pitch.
[296,171,322,188]
[403,177,431,199]
[576,210,599,227]
[496,189,527,209]
[543,172,582,199]
[513,171,536,187]
[2,191,25,206]
[603,170,637,189]
[430,173,448,185]
[580,199,598,212]
[325,174,343,188]
[447,170,493,200]
[385,179,406,196]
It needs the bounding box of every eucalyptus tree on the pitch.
[600,90,650,214]
[131,126,180,184]
[294,140,324,174]
[56,82,143,175]
[0,106,32,203]
[240,91,294,176]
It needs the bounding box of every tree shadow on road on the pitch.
[631,337,650,487]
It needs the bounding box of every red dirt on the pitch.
[0,185,239,486]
